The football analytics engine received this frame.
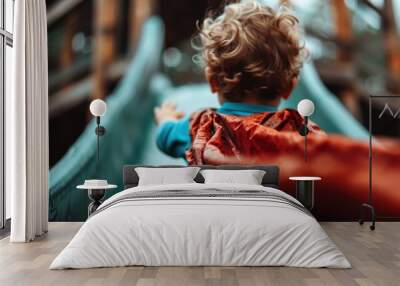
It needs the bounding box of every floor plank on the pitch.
[0,222,399,286]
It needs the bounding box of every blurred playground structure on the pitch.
[46,0,400,221]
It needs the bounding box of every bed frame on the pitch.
[123,165,280,189]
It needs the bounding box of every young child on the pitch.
[154,1,400,219]
[155,1,318,160]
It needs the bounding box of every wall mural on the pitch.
[46,0,400,221]
[368,97,400,220]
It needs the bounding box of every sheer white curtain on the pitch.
[7,0,49,242]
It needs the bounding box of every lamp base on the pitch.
[359,203,376,231]
[87,189,106,216]
[295,180,314,210]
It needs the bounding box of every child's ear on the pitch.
[205,67,219,93]
[282,77,299,100]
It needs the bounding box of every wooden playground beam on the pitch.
[92,0,119,100]
[305,27,353,48]
[49,58,131,118]
[329,0,362,119]
[330,0,353,62]
[382,0,400,93]
[47,0,85,26]
[128,0,155,53]
[58,13,79,90]
[49,57,91,93]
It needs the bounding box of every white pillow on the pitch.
[200,169,266,185]
[135,167,201,186]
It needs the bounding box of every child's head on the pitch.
[197,1,307,104]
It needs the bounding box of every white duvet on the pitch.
[50,183,350,269]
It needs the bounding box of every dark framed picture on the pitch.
[368,95,400,220]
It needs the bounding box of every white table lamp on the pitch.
[89,99,107,161]
[297,99,315,162]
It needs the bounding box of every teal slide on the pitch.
[49,17,368,221]
[49,18,165,221]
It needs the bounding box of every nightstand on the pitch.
[77,180,117,216]
[289,177,321,210]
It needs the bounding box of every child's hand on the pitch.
[154,101,185,125]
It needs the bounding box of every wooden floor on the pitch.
[0,222,399,286]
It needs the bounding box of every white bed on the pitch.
[50,183,350,269]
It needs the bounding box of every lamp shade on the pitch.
[297,99,315,117]
[89,99,107,117]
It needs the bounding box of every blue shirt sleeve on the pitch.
[156,116,192,158]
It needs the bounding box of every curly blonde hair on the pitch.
[196,1,307,102]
